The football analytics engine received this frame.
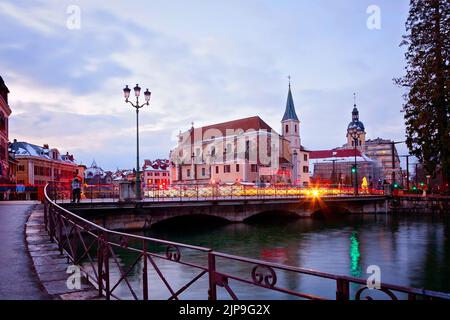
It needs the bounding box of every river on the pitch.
[98,214,450,300]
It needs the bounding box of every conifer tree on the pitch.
[395,0,449,191]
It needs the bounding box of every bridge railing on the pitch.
[43,183,449,300]
[145,183,385,202]
[52,182,385,204]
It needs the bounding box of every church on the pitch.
[310,98,403,188]
[169,83,310,186]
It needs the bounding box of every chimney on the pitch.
[43,144,49,149]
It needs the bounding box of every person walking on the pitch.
[71,177,81,203]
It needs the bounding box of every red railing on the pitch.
[43,183,450,300]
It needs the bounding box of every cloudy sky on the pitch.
[0,0,411,170]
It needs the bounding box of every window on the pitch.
[155,172,160,176]
[236,164,240,172]
[295,124,297,133]
[224,165,231,173]
[304,154,308,161]
[303,166,309,173]
[211,147,216,157]
[202,168,206,176]
[215,166,219,174]
[285,124,288,133]
[187,169,191,177]
[251,164,258,172]
[18,165,25,172]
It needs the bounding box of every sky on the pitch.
[0,0,412,171]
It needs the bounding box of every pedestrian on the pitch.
[71,177,81,203]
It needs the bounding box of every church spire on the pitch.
[352,93,359,122]
[282,78,299,122]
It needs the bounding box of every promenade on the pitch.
[0,201,49,300]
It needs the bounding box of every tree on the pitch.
[395,0,450,192]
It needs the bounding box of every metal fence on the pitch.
[53,183,386,204]
[43,183,450,300]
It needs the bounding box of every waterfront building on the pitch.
[335,101,403,186]
[0,76,13,188]
[364,138,402,185]
[142,159,170,190]
[9,140,79,199]
[309,149,382,188]
[169,84,310,186]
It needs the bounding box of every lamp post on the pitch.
[350,128,360,195]
[400,155,411,190]
[123,84,151,201]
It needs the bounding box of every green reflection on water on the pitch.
[349,231,362,278]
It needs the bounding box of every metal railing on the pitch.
[43,183,450,300]
[54,182,386,204]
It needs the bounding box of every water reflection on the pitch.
[89,214,450,299]
[349,231,362,278]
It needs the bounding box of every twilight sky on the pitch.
[0,0,412,170]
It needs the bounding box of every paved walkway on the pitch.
[0,201,50,299]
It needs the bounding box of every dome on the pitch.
[347,120,365,132]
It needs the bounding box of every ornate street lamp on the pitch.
[123,84,151,200]
[350,128,360,196]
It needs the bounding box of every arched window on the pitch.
[295,124,297,133]
[285,124,289,133]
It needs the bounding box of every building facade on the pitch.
[169,85,310,186]
[9,140,79,199]
[340,102,402,186]
[143,159,170,191]
[309,149,382,188]
[0,76,12,185]
[364,138,402,185]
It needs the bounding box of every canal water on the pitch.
[101,214,450,300]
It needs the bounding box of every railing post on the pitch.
[208,251,217,300]
[142,240,149,300]
[103,233,110,300]
[97,235,103,297]
[336,278,350,300]
[48,206,55,240]
[43,200,48,230]
[57,215,63,255]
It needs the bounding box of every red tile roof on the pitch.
[309,149,362,159]
[200,116,273,136]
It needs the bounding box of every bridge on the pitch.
[59,195,390,230]
[41,184,450,300]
